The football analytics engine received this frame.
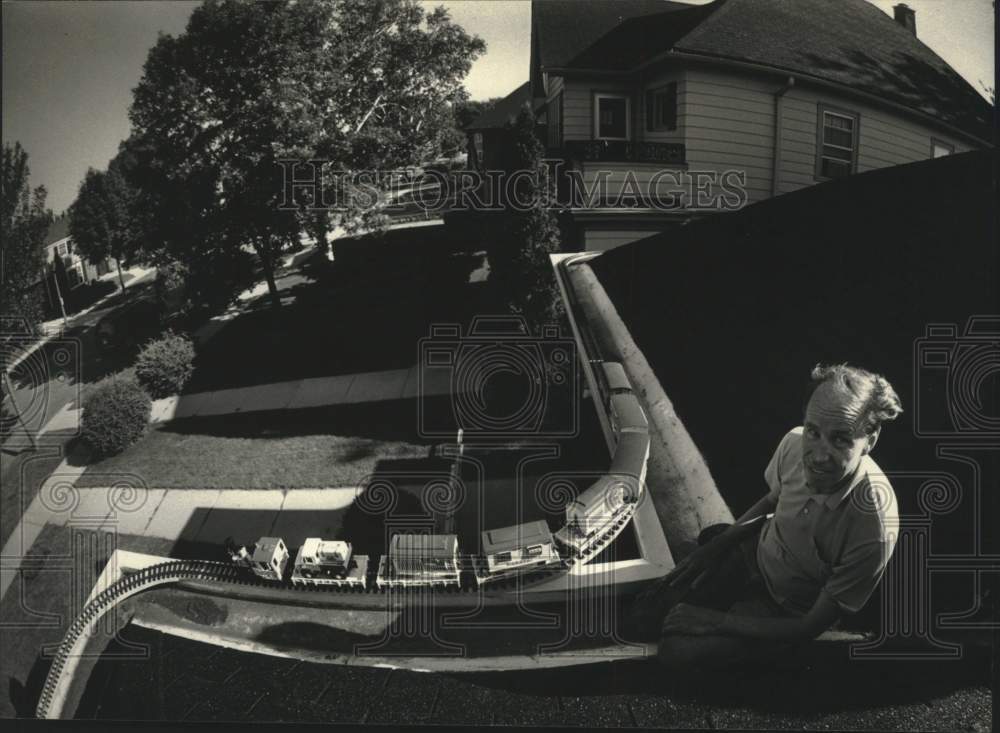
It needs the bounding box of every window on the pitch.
[524,545,543,557]
[547,92,563,149]
[496,552,512,564]
[816,105,859,180]
[931,139,954,158]
[594,93,630,140]
[56,242,68,257]
[472,132,484,167]
[646,82,677,132]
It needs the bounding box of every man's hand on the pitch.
[661,603,726,636]
[664,541,728,589]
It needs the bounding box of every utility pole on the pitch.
[49,263,68,330]
[2,371,37,451]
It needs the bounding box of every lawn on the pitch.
[185,225,495,393]
[75,401,436,490]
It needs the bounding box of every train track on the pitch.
[35,496,638,720]
[37,254,647,719]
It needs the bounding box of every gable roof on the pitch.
[465,81,543,132]
[533,0,693,70]
[533,0,993,142]
[43,215,70,247]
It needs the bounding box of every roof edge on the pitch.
[654,49,993,147]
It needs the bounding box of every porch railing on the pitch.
[561,140,686,165]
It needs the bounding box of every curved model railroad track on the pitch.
[36,495,639,720]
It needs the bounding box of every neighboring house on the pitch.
[38,215,118,315]
[466,81,547,170]
[473,0,993,251]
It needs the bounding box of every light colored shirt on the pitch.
[756,427,899,615]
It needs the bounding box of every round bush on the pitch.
[81,378,151,458]
[134,332,196,399]
[154,260,190,316]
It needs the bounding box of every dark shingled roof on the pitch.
[533,0,692,69]
[465,81,542,131]
[533,0,993,141]
[42,214,70,247]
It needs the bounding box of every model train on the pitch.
[227,360,650,589]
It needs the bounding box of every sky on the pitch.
[2,0,994,214]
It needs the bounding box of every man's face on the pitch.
[802,382,878,492]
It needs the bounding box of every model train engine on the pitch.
[227,536,289,581]
[554,473,640,555]
[474,520,563,585]
[291,538,368,588]
[376,533,461,589]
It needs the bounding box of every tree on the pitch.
[454,96,503,131]
[128,0,485,309]
[487,105,563,328]
[68,161,140,294]
[1,142,52,342]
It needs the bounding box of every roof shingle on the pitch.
[532,0,993,141]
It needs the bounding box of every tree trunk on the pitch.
[255,239,282,310]
[116,260,127,296]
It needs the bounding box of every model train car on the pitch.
[291,538,368,588]
[376,533,461,589]
[554,473,639,555]
[475,520,563,585]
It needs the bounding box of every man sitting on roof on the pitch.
[630,363,902,674]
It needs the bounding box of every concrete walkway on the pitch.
[150,364,454,423]
[0,478,360,601]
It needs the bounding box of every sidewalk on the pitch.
[149,365,454,423]
[37,266,156,337]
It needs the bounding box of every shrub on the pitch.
[154,260,190,317]
[134,332,196,398]
[81,377,151,457]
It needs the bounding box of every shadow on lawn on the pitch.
[184,230,496,394]
[159,398,445,445]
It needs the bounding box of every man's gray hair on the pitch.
[806,363,903,435]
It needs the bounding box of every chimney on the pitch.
[893,3,916,36]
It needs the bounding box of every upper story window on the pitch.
[594,93,630,140]
[547,92,563,149]
[816,104,859,180]
[646,82,677,132]
[56,242,68,257]
[931,139,954,158]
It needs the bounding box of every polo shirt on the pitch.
[756,427,899,615]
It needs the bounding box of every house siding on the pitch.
[544,65,980,252]
[682,66,976,202]
[681,68,777,204]
[781,86,973,191]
